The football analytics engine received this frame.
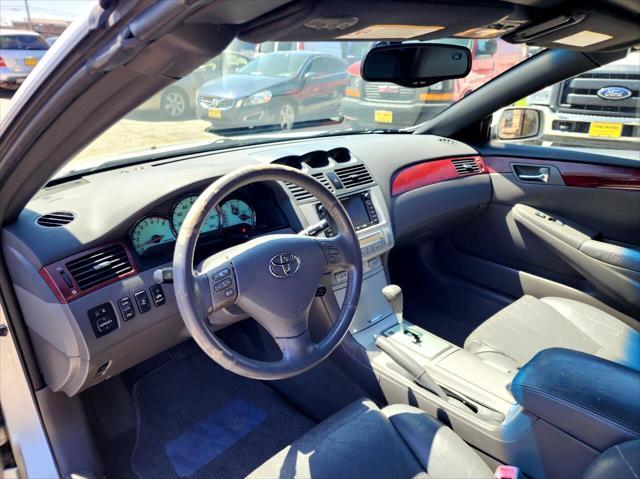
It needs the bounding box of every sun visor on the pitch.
[503,7,640,51]
[238,0,513,43]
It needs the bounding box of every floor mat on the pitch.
[131,350,315,479]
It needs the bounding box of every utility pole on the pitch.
[23,0,33,31]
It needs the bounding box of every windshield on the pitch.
[64,38,534,174]
[0,34,49,50]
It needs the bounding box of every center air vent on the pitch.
[451,158,482,176]
[335,164,374,188]
[36,211,75,227]
[285,172,334,202]
[66,243,133,291]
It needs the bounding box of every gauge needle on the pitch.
[142,235,164,246]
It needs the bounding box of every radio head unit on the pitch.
[316,191,379,236]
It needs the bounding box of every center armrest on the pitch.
[512,348,640,451]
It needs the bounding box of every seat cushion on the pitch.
[582,440,640,479]
[248,399,493,479]
[464,295,640,373]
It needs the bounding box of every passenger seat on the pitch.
[464,295,640,373]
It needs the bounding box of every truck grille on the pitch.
[363,83,415,103]
[557,73,640,117]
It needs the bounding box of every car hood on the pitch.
[197,74,289,98]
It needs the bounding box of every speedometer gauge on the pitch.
[221,199,256,230]
[131,216,174,255]
[171,195,221,235]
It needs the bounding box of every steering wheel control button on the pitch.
[149,284,166,306]
[224,289,235,298]
[117,297,136,321]
[315,286,326,297]
[213,268,231,281]
[134,290,152,314]
[214,278,233,291]
[88,303,118,338]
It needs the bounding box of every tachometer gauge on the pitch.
[171,195,221,235]
[221,199,256,230]
[131,216,175,255]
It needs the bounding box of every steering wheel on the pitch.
[173,164,363,380]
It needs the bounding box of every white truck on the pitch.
[529,51,639,151]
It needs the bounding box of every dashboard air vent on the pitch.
[66,243,133,291]
[285,172,334,202]
[335,164,374,188]
[451,158,482,176]
[36,211,75,227]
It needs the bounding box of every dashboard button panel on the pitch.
[134,290,152,314]
[118,297,136,321]
[88,303,118,337]
[149,284,166,306]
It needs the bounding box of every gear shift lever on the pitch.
[382,285,404,334]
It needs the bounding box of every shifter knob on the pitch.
[382,284,403,314]
[382,284,404,332]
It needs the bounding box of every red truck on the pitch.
[341,39,527,128]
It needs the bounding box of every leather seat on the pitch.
[248,399,493,479]
[464,295,640,373]
[249,398,640,479]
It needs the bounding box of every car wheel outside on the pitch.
[161,88,190,119]
[278,102,296,131]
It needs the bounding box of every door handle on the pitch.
[513,165,550,183]
[518,172,549,182]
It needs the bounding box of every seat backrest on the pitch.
[582,439,640,479]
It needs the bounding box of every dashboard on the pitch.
[2,133,489,396]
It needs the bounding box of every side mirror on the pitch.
[304,71,320,80]
[497,108,542,140]
[362,43,471,87]
[476,39,497,56]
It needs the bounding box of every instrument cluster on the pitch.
[130,195,256,256]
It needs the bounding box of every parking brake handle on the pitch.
[375,335,448,400]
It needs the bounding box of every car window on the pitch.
[0,34,49,50]
[307,58,333,76]
[239,52,307,77]
[493,50,640,160]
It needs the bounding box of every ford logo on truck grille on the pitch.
[597,86,633,101]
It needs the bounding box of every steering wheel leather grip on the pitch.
[173,164,363,379]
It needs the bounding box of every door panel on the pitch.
[448,150,640,318]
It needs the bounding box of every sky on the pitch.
[0,0,94,25]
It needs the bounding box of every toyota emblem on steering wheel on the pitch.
[269,252,301,278]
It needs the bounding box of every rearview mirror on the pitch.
[361,43,471,87]
[497,108,542,140]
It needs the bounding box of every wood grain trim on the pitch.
[41,241,138,303]
[391,156,487,196]
[484,156,640,191]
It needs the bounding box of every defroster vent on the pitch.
[66,243,134,291]
[36,211,75,227]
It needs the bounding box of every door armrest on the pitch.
[580,240,640,273]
